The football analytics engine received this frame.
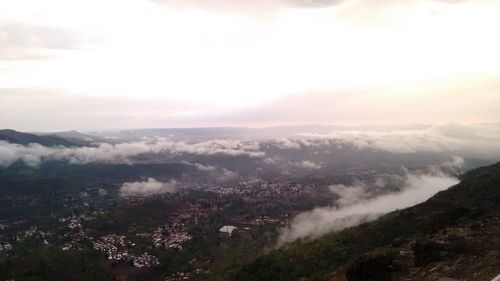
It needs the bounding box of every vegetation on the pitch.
[0,249,114,281]
[1,157,498,281]
[217,162,500,281]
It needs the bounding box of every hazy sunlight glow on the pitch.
[1,0,500,130]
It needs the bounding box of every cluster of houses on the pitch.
[0,241,13,251]
[92,234,161,268]
[152,227,192,250]
[132,252,160,268]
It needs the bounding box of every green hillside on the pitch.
[218,163,500,281]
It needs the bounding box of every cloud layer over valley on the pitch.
[300,123,500,158]
[0,139,264,167]
[1,123,499,170]
[278,163,462,244]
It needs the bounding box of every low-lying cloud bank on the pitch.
[328,181,370,207]
[0,139,264,167]
[278,167,460,245]
[262,157,323,171]
[301,123,500,157]
[180,161,217,172]
[119,178,178,197]
[1,123,499,168]
[272,138,329,150]
[292,160,322,170]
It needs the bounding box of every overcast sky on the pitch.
[1,0,499,131]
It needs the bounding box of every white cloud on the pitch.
[272,138,329,149]
[2,0,500,131]
[328,182,369,207]
[0,144,20,166]
[0,22,87,60]
[219,168,239,181]
[328,130,457,154]
[302,123,500,159]
[0,139,265,168]
[181,161,217,171]
[120,178,177,197]
[159,139,264,158]
[291,160,322,170]
[263,156,323,171]
[98,188,108,196]
[0,123,497,170]
[429,155,465,176]
[278,168,459,244]
[263,157,281,164]
[0,141,54,167]
[274,138,302,149]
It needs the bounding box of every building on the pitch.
[219,225,237,236]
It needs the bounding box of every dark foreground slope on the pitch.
[223,163,500,281]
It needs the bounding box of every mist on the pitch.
[1,123,499,174]
[303,123,500,159]
[119,178,178,197]
[278,167,461,245]
[0,139,265,167]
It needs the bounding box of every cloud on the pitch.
[271,138,328,149]
[120,178,177,197]
[262,156,322,171]
[80,191,90,197]
[0,144,21,166]
[150,0,345,17]
[216,76,500,127]
[274,138,302,149]
[263,157,282,165]
[289,0,345,8]
[328,130,455,154]
[429,156,465,176]
[291,160,322,170]
[151,0,472,17]
[181,161,217,171]
[98,188,108,196]
[158,139,264,158]
[328,182,370,206]
[0,89,205,131]
[0,139,265,168]
[220,168,239,180]
[302,123,500,159]
[278,166,459,244]
[0,141,53,167]
[0,22,91,60]
[2,1,499,132]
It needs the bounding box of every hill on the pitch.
[0,129,79,147]
[221,163,500,281]
[41,130,95,146]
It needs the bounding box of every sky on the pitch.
[1,0,500,131]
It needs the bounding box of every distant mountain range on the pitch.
[0,129,81,147]
[86,124,432,141]
[221,162,500,281]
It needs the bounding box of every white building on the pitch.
[219,225,237,236]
